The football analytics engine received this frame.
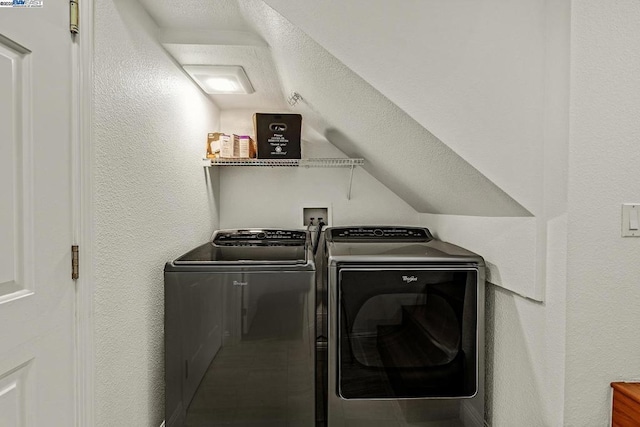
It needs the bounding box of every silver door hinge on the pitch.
[70,0,79,35]
[72,245,79,280]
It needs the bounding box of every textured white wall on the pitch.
[93,1,220,426]
[262,0,561,220]
[423,213,567,426]
[565,1,640,425]
[219,110,420,229]
[422,215,538,297]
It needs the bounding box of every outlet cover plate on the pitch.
[622,203,640,237]
[303,207,330,227]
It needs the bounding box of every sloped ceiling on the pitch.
[261,0,553,218]
[138,0,531,217]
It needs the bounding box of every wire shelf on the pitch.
[203,157,364,199]
[204,158,364,168]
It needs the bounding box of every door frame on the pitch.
[73,0,95,425]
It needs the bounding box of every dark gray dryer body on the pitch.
[324,226,485,427]
[164,229,315,427]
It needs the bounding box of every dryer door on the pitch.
[337,266,479,399]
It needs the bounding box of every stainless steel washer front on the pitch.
[164,229,316,427]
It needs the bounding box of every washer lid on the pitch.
[174,228,309,265]
[173,243,308,264]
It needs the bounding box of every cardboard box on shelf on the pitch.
[253,113,302,159]
[207,132,256,159]
[237,135,256,158]
[206,132,223,158]
[219,134,234,158]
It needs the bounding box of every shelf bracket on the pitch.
[347,165,355,200]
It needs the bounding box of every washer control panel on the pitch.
[327,226,432,242]
[213,229,307,246]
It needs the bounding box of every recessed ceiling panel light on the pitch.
[183,65,254,95]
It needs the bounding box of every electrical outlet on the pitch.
[303,207,329,227]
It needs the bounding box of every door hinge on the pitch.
[72,245,79,280]
[70,0,79,35]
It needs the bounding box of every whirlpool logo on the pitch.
[402,275,418,283]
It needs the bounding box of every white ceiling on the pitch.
[139,0,287,111]
[138,0,250,31]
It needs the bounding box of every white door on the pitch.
[0,3,76,427]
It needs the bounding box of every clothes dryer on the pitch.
[324,226,485,427]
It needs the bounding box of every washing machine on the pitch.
[323,226,485,427]
[164,229,316,427]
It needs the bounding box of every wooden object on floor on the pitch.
[611,382,640,426]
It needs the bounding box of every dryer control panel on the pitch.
[326,226,432,242]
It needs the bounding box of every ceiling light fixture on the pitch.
[183,65,254,95]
